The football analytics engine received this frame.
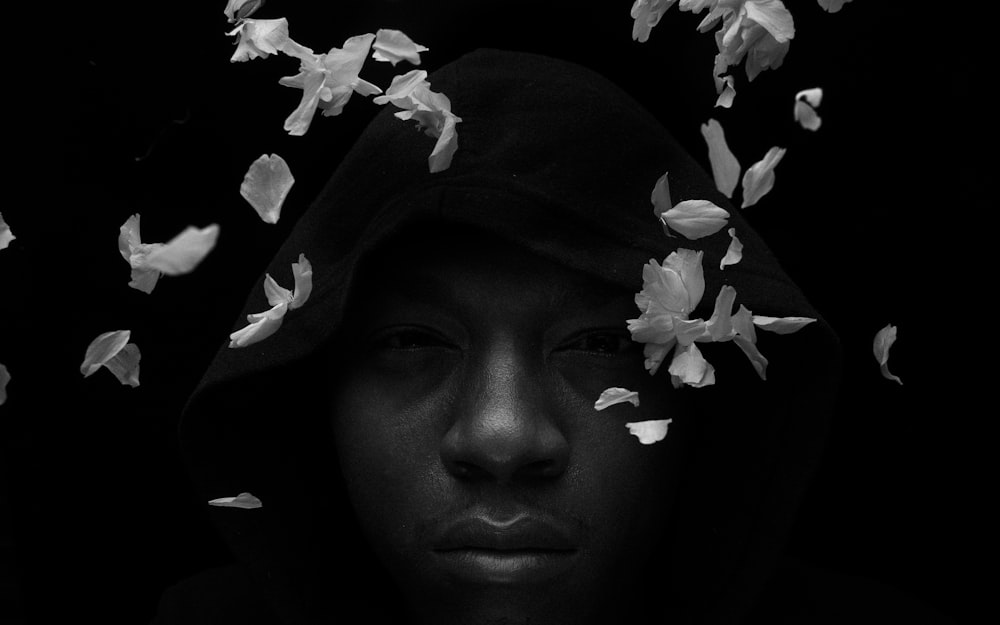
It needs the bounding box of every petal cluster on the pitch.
[229,18,313,63]
[80,330,141,387]
[118,215,220,294]
[374,70,463,173]
[240,153,295,224]
[229,254,313,348]
[278,34,382,136]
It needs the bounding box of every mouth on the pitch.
[430,513,580,584]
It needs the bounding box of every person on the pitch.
[150,48,877,624]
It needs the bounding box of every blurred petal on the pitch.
[794,100,821,131]
[103,343,141,388]
[223,0,264,22]
[740,146,786,208]
[630,0,678,42]
[668,343,715,387]
[241,154,294,224]
[650,171,673,222]
[372,29,428,66]
[0,212,14,251]
[594,387,640,410]
[873,324,902,384]
[796,87,823,107]
[817,0,852,13]
[228,303,288,348]
[290,254,313,309]
[208,492,263,509]
[743,0,795,43]
[752,315,816,334]
[0,363,9,405]
[143,225,220,275]
[625,419,672,444]
[643,340,675,375]
[80,330,131,377]
[720,227,743,269]
[700,119,741,197]
[662,199,730,239]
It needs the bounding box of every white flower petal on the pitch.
[720,227,743,269]
[663,249,706,312]
[743,0,795,44]
[208,492,263,509]
[630,0,678,42]
[262,273,292,307]
[102,343,141,388]
[643,340,675,375]
[428,112,461,173]
[740,146,786,208]
[0,212,15,251]
[873,324,902,385]
[143,225,220,275]
[241,154,294,224]
[594,387,641,410]
[230,18,290,62]
[223,0,264,22]
[794,100,821,131]
[228,302,288,348]
[705,284,737,341]
[372,29,429,66]
[796,87,823,107]
[733,334,768,380]
[752,315,817,334]
[668,342,715,387]
[817,0,852,13]
[625,419,672,444]
[700,119,741,198]
[663,199,730,240]
[714,74,736,108]
[0,363,10,405]
[80,330,131,378]
[290,253,313,309]
[650,171,673,222]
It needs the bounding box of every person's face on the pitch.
[330,231,689,625]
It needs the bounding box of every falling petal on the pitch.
[733,334,768,380]
[594,387,641,410]
[630,0,678,42]
[668,343,716,388]
[118,215,164,294]
[241,154,294,225]
[817,0,852,13]
[704,285,737,341]
[741,146,786,208]
[650,171,673,223]
[0,363,9,405]
[102,343,141,388]
[752,315,816,334]
[372,29,428,66]
[715,74,735,108]
[662,199,730,240]
[290,254,313,309]
[720,228,743,269]
[625,419,672,444]
[873,324,902,385]
[208,492,263,509]
[81,330,130,377]
[700,119,741,198]
[223,0,264,22]
[743,0,795,43]
[143,224,220,275]
[643,341,675,375]
[794,87,823,131]
[0,212,14,251]
[229,302,288,348]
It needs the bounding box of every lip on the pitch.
[430,513,579,584]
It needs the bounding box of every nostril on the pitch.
[449,460,493,481]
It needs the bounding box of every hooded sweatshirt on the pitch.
[154,48,845,625]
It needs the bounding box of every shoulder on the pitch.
[746,556,957,625]
[149,564,279,625]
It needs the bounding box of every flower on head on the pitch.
[118,215,220,294]
[374,69,463,173]
[630,0,679,42]
[372,29,429,66]
[229,254,313,348]
[740,146,785,208]
[278,34,383,136]
[240,153,294,224]
[794,87,823,131]
[80,330,141,387]
[873,324,902,384]
[228,18,313,63]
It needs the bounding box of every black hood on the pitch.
[178,48,842,624]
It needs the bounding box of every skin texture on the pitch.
[330,228,690,625]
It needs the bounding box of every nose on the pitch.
[440,340,570,484]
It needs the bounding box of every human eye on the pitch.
[369,326,455,352]
[557,329,636,358]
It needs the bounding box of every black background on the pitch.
[2,1,984,623]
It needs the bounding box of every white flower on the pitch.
[223,0,264,23]
[374,69,463,173]
[80,330,141,387]
[661,200,730,240]
[873,324,902,385]
[700,118,741,198]
[594,387,641,410]
[740,146,786,208]
[817,0,852,13]
[229,254,313,348]
[118,216,219,294]
[720,227,743,269]
[625,419,672,444]
[794,87,823,131]
[228,18,314,63]
[0,363,9,405]
[208,492,263,509]
[630,0,679,42]
[0,212,14,251]
[240,153,294,224]
[278,34,383,136]
[372,29,428,66]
